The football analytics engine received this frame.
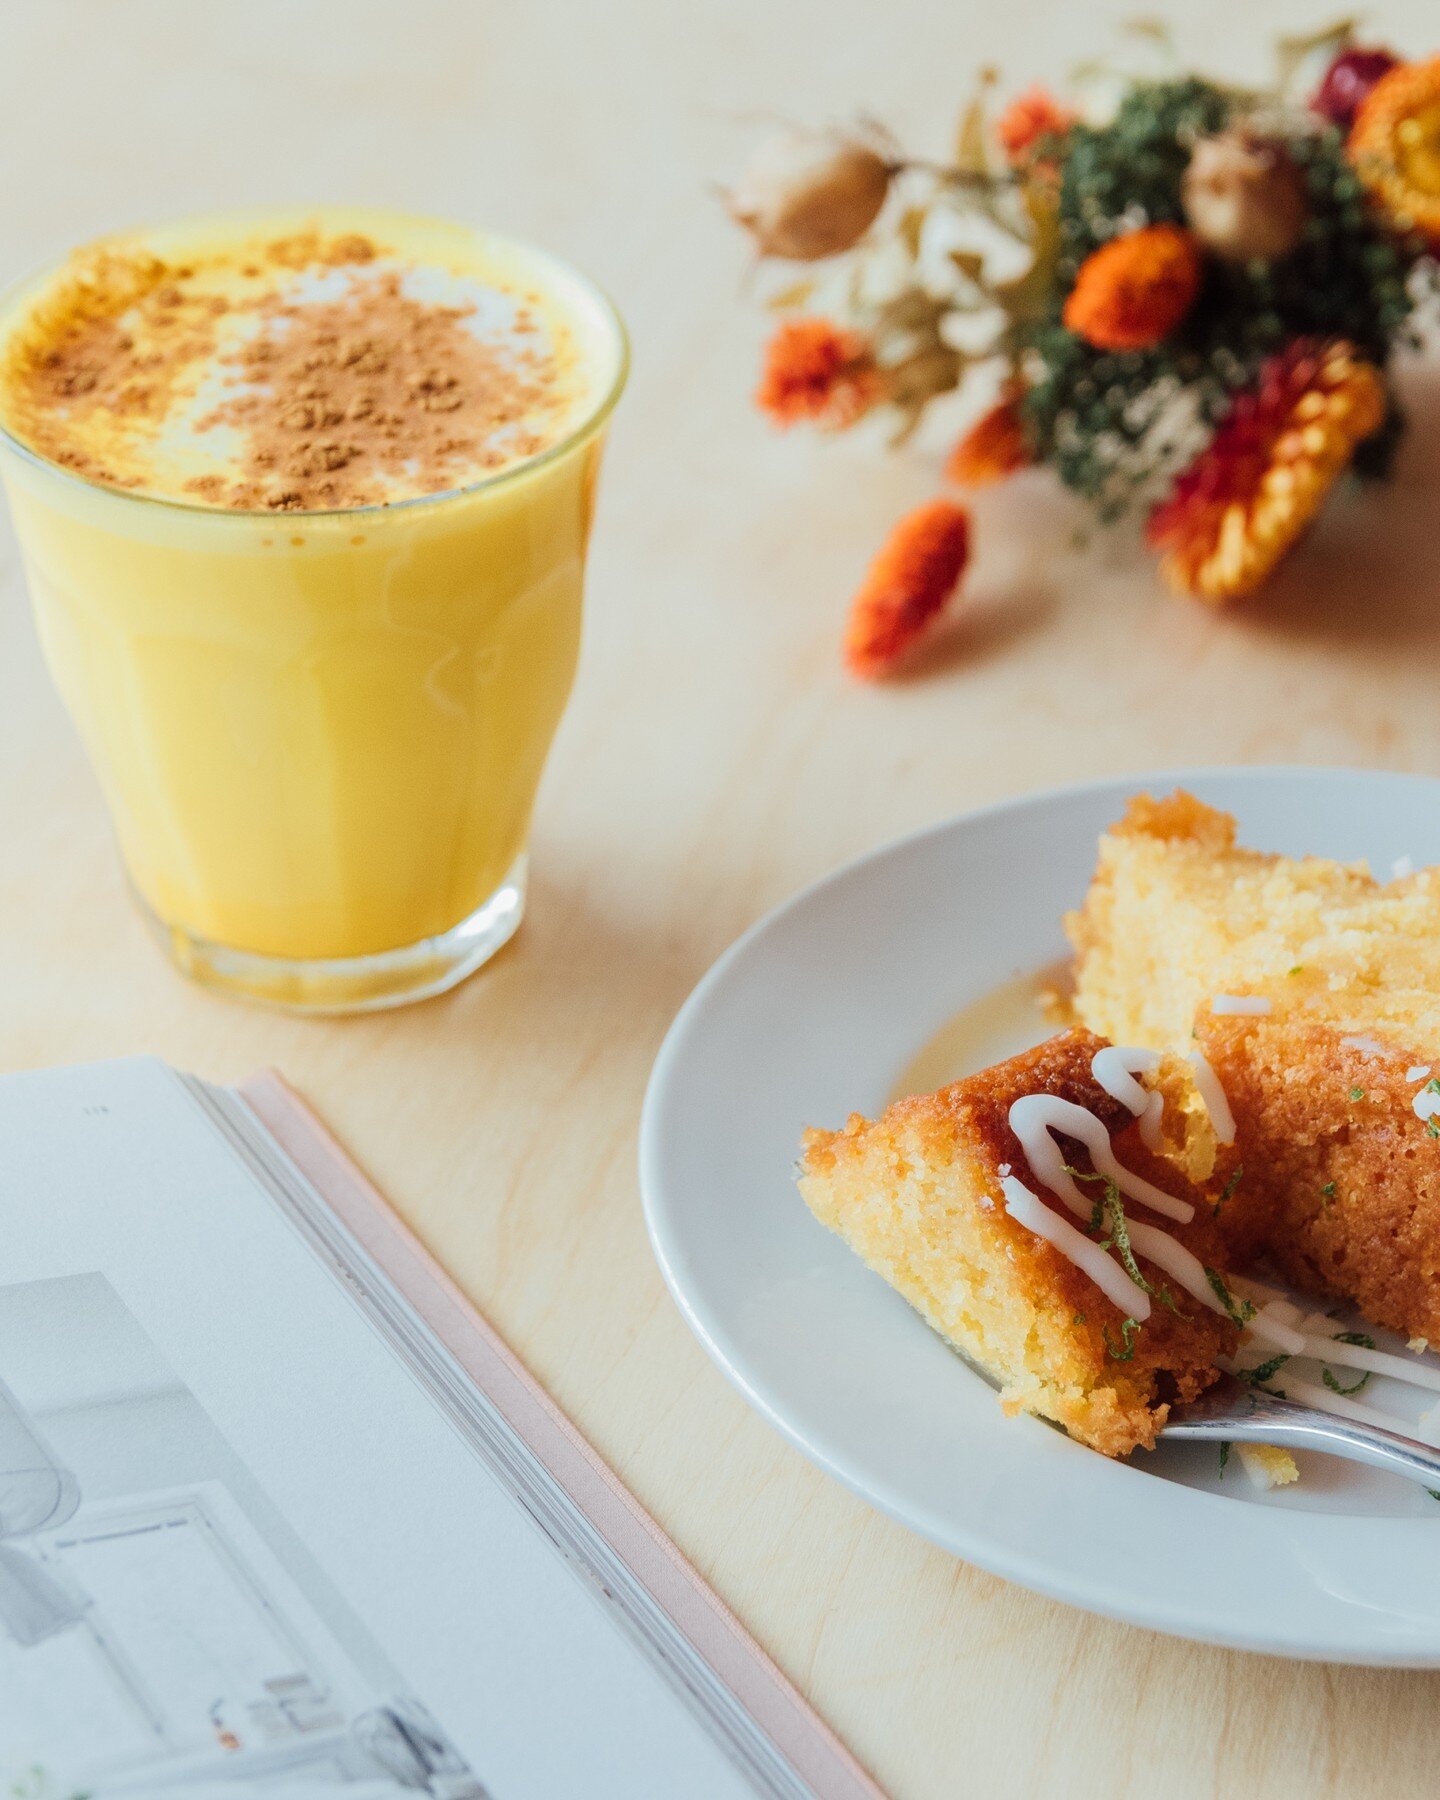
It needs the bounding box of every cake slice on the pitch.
[1066,790,1440,1056]
[1197,1013,1440,1343]
[1068,791,1440,1343]
[799,1027,1241,1455]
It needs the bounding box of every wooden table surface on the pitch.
[4,3,1440,1794]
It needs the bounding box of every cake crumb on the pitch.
[1237,1444,1299,1490]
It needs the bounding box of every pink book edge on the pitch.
[237,1068,885,1800]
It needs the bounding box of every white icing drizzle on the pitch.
[1211,994,1272,1016]
[1252,1371,1417,1435]
[1186,1050,1237,1146]
[1288,1324,1440,1394]
[1137,1091,1165,1153]
[1126,1220,1224,1315]
[1001,1087,1315,1353]
[1228,1288,1324,1351]
[1340,1034,1385,1056]
[1089,1046,1166,1151]
[1223,1314,1440,1442]
[1090,1045,1161,1112]
[1008,1095,1195,1224]
[1408,1065,1432,1083]
[1128,1233,1306,1348]
[992,1070,1440,1445]
[1413,1086,1440,1123]
[1000,1173,1148,1318]
[1229,1273,1289,1309]
[1246,1310,1308,1357]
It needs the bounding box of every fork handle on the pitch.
[1163,1392,1440,1489]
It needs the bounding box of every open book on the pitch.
[0,1060,879,1800]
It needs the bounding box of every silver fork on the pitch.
[1163,1375,1440,1487]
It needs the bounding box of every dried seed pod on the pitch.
[727,128,892,261]
[1181,132,1308,264]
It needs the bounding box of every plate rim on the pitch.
[640,763,1440,1665]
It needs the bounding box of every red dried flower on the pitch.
[1312,45,1399,131]
[945,394,1030,486]
[1146,338,1386,603]
[1062,223,1203,353]
[755,316,883,430]
[996,87,1079,166]
[844,499,971,678]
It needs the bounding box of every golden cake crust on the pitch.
[1069,789,1440,1051]
[1070,788,1440,1345]
[1202,1015,1440,1340]
[801,1028,1237,1456]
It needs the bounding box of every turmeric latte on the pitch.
[0,210,625,1006]
[0,211,610,510]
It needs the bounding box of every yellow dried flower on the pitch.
[1349,55,1440,245]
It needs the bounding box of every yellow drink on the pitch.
[0,209,626,1009]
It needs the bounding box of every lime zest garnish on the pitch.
[1234,1352,1291,1385]
[1319,1330,1376,1396]
[1204,1265,1257,1327]
[1103,1316,1141,1361]
[1323,1366,1371,1396]
[1063,1163,1157,1301]
[1213,1163,1243,1217]
[1349,1087,1366,1101]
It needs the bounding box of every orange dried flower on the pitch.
[1349,55,1440,245]
[997,87,1079,166]
[945,393,1030,486]
[755,316,883,430]
[1146,338,1386,604]
[1062,223,1203,352]
[844,498,971,678]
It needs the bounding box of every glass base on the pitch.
[136,857,527,1014]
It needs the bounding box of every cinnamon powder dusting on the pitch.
[0,228,571,511]
[4,251,229,489]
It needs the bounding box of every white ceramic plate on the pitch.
[640,767,1440,1664]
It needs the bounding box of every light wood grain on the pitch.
[2,3,1439,1795]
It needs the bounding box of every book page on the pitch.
[0,1058,758,1800]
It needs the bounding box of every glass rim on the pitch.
[0,209,630,524]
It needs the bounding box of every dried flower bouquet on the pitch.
[726,24,1440,675]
